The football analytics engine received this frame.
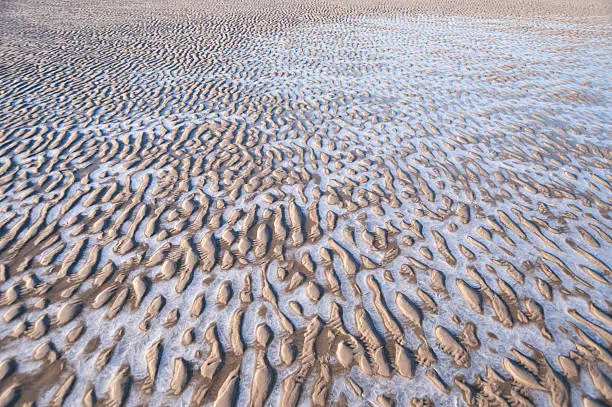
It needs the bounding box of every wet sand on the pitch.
[0,0,610,406]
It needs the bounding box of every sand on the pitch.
[0,0,610,406]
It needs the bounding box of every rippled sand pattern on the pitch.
[0,1,611,406]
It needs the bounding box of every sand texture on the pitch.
[0,0,611,406]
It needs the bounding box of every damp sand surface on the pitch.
[0,0,611,406]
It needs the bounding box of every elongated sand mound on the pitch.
[0,1,610,406]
